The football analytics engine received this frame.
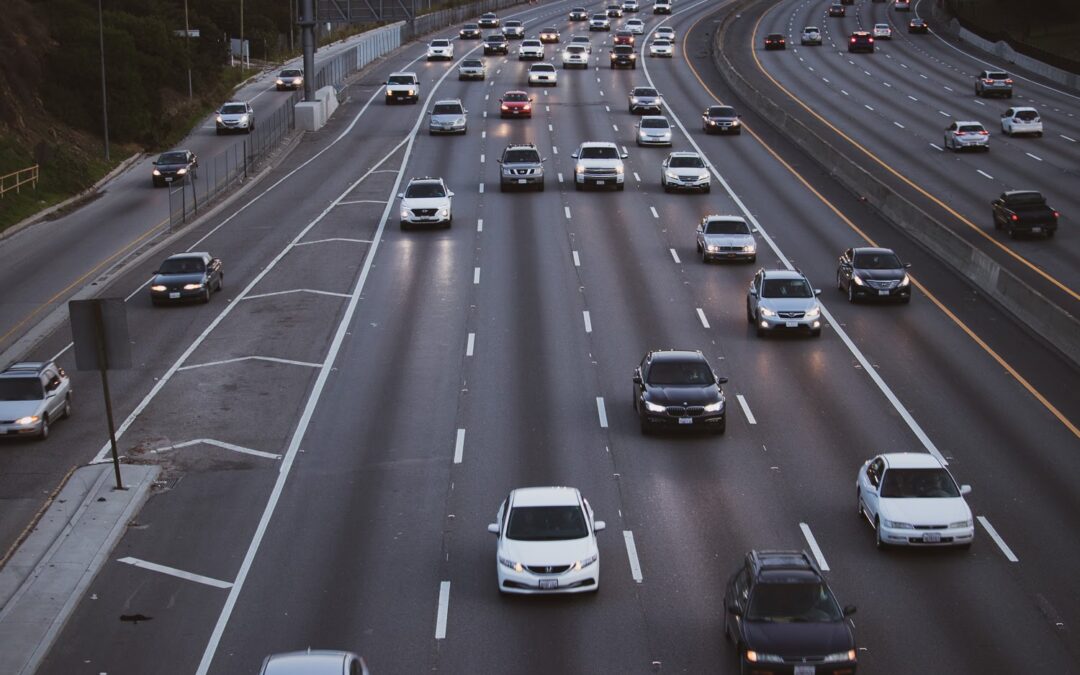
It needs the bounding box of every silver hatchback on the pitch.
[0,362,72,440]
[428,99,468,135]
[636,115,673,146]
[746,269,823,337]
[260,651,369,675]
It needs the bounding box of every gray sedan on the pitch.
[697,216,756,262]
[636,115,673,146]
[428,99,468,135]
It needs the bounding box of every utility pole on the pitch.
[300,0,315,101]
[184,0,193,99]
[97,0,109,161]
[240,0,246,70]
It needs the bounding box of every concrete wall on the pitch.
[712,0,1080,366]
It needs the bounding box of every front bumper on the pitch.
[850,280,910,300]
[429,122,466,134]
[640,408,725,431]
[0,419,45,437]
[563,58,589,67]
[386,90,418,102]
[879,523,974,547]
[630,101,662,113]
[590,24,611,31]
[427,51,453,60]
[497,562,599,594]
[150,286,206,303]
[502,171,544,186]
[216,120,251,131]
[666,175,710,191]
[705,120,740,133]
[637,135,672,146]
[649,48,673,56]
[575,172,624,187]
[276,81,302,90]
[519,52,545,60]
[740,657,857,674]
[611,58,637,67]
[758,313,822,333]
[484,46,509,54]
[703,244,755,260]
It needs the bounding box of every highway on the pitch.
[1,0,1077,672]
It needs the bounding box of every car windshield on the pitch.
[432,104,462,115]
[405,183,446,198]
[280,69,301,77]
[853,252,901,269]
[506,506,588,541]
[647,360,714,385]
[988,72,1008,80]
[464,23,478,29]
[566,46,585,53]
[958,125,984,133]
[487,36,505,42]
[580,146,619,159]
[804,27,819,32]
[709,106,735,117]
[159,257,205,274]
[387,75,414,84]
[504,92,529,102]
[762,278,813,298]
[642,118,668,129]
[0,378,44,401]
[633,88,657,96]
[523,40,542,46]
[747,582,843,622]
[670,156,704,169]
[658,28,673,34]
[652,40,671,46]
[506,20,521,26]
[220,104,246,114]
[158,152,188,164]
[768,34,784,39]
[592,14,606,19]
[614,46,633,53]
[1014,110,1039,120]
[1006,192,1045,205]
[880,468,961,498]
[504,149,539,163]
[705,219,750,234]
[462,59,482,67]
[431,40,449,46]
[875,24,889,29]
[532,65,555,72]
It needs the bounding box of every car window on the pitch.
[633,88,658,96]
[504,92,529,102]
[566,46,585,53]
[987,72,1009,80]
[880,468,961,498]
[646,361,714,385]
[432,104,462,114]
[641,118,669,128]
[280,69,301,77]
[1014,110,1038,120]
[532,65,555,72]
[220,103,247,114]
[709,106,735,117]
[958,124,984,133]
[506,506,588,541]
[462,59,483,67]
[158,152,189,164]
[580,146,619,159]
[732,567,750,605]
[405,182,446,198]
[670,156,705,169]
[0,378,45,401]
[747,582,843,621]
[523,40,542,46]
[431,39,450,46]
[852,252,901,269]
[761,278,813,298]
[504,149,539,163]
[387,75,414,84]
[160,258,206,274]
[705,219,749,234]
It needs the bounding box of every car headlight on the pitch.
[643,400,666,413]
[573,553,598,570]
[498,555,524,572]
[275,79,284,85]
[15,415,40,425]
[804,307,820,319]
[883,519,914,529]
[742,244,756,253]
[239,114,249,123]
[183,283,205,290]
[745,651,784,663]
[407,89,415,96]
[151,284,167,292]
[707,120,717,125]
[759,307,777,317]
[152,169,161,176]
[439,208,449,217]
[293,78,302,84]
[949,520,973,528]
[703,400,723,413]
[215,115,223,123]
[823,650,857,663]
[852,275,865,286]
[731,120,740,126]
[629,53,637,59]
[401,208,410,219]
[707,245,720,252]
[615,165,624,174]
[575,166,584,174]
[899,274,910,287]
[665,170,679,180]
[176,168,187,175]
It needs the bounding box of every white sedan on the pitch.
[872,23,892,39]
[488,487,605,594]
[1000,106,1043,136]
[856,453,974,548]
[648,39,674,57]
[528,62,558,86]
[655,26,676,42]
[626,19,646,35]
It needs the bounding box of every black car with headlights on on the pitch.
[151,149,198,187]
[610,45,637,68]
[484,34,509,55]
[150,252,223,305]
[459,23,482,39]
[633,350,727,435]
[702,105,741,134]
[836,247,911,303]
[725,550,858,674]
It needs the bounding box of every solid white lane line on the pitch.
[696,308,710,329]
[243,288,351,301]
[1026,152,1043,161]
[117,557,232,589]
[453,429,465,464]
[669,248,681,263]
[473,267,481,284]
[564,206,572,219]
[335,200,387,206]
[623,531,644,583]
[799,523,830,572]
[649,206,659,218]
[477,218,483,232]
[634,172,641,182]
[977,169,994,179]
[466,333,475,357]
[295,237,372,245]
[894,121,905,128]
[583,311,593,333]
[435,581,451,639]
[736,395,756,424]
[605,105,611,112]
[596,397,608,428]
[558,172,564,183]
[1061,134,1077,142]
[573,250,581,267]
[977,516,1019,562]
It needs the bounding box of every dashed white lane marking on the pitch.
[480,153,485,163]
[558,172,564,183]
[473,267,481,284]
[841,89,849,96]
[479,182,485,193]
[564,206,572,219]
[596,397,608,428]
[613,123,619,131]
[573,250,581,267]
[1026,152,1043,162]
[864,104,874,111]
[649,206,659,218]
[485,93,490,100]
[696,308,710,329]
[894,121,905,128]
[930,143,943,151]
[862,70,871,76]
[117,557,233,589]
[977,169,994,179]
[919,73,928,79]
[736,394,756,424]
[548,123,554,131]
[634,172,641,182]
[583,311,593,333]
[1061,134,1077,142]
[435,581,451,639]
[623,531,644,583]
[669,248,681,263]
[977,516,1019,562]
[900,62,909,69]
[466,333,475,357]
[483,111,488,118]
[908,95,918,101]
[799,523,830,572]
[553,146,559,154]
[944,85,954,92]
[482,130,486,139]
[622,145,629,155]
[605,104,611,112]
[600,90,604,96]
[938,110,951,117]
[822,77,830,83]
[974,99,986,106]
[545,105,550,112]
[882,81,891,87]
[453,428,465,464]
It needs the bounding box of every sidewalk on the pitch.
[0,463,159,675]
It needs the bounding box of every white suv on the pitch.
[426,39,454,60]
[572,142,627,191]
[746,268,823,337]
[562,44,590,68]
[518,39,545,60]
[385,72,420,104]
[398,177,454,229]
[1000,106,1043,136]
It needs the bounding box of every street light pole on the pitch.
[184,0,192,99]
[240,0,246,70]
[97,0,109,161]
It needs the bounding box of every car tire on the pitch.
[848,283,856,303]
[755,315,765,338]
[639,418,651,435]
[500,183,508,192]
[37,415,49,441]
[1007,92,1013,99]
[875,517,888,549]
[856,489,863,518]
[1046,229,1055,239]
[811,328,822,337]
[746,301,754,324]
[202,287,211,304]
[663,184,671,193]
[400,221,410,231]
[538,182,545,192]
[63,395,72,419]
[702,248,709,263]
[703,184,711,193]
[617,183,625,191]
[575,182,583,191]
[714,419,726,435]
[836,271,844,291]
[900,295,911,304]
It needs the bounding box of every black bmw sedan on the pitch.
[633,350,727,435]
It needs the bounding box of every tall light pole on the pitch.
[184,0,192,99]
[97,0,110,161]
[240,0,246,70]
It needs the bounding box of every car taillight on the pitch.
[869,37,874,42]
[979,130,989,135]
[1005,79,1013,84]
[984,78,994,83]
[1010,214,1019,221]
[850,37,856,42]
[1053,211,1060,219]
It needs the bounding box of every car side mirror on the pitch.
[496,159,503,164]
[487,523,499,534]
[447,191,455,197]
[621,152,628,159]
[152,161,159,166]
[843,605,857,617]
[727,601,742,616]
[529,97,535,102]
[593,520,606,532]
[960,484,972,495]
[397,193,404,199]
[904,262,912,269]
[814,289,822,296]
[749,287,757,296]
[716,376,729,384]
[570,152,579,158]
[632,374,642,384]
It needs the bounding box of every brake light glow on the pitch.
[1005,79,1013,84]
[979,130,989,135]
[1010,214,1019,221]
[1053,211,1060,219]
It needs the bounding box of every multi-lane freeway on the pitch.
[2,0,1078,672]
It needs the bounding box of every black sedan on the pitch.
[151,150,198,187]
[633,350,726,435]
[149,252,223,305]
[908,18,929,33]
[459,23,481,39]
[836,246,911,303]
[763,33,786,49]
[828,3,846,16]
[478,12,499,28]
[483,34,509,55]
[702,105,742,134]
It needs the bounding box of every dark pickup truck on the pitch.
[992,190,1059,239]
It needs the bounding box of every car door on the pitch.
[837,249,853,289]
[748,271,762,314]
[696,218,706,250]
[633,355,649,408]
[726,566,751,639]
[861,457,884,519]
[42,371,63,417]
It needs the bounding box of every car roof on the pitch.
[511,486,581,507]
[388,71,418,77]
[262,651,357,675]
[874,23,889,27]
[1,362,50,377]
[852,246,896,256]
[767,33,784,37]
[165,252,209,261]
[647,349,707,363]
[704,214,745,223]
[433,98,463,106]
[632,86,657,93]
[760,268,806,279]
[747,550,822,579]
[880,452,944,469]
[407,177,444,184]
[580,141,618,148]
[640,115,669,122]
[955,120,984,126]
[803,26,819,30]
[1008,106,1037,112]
[669,151,701,159]
[529,63,555,69]
[503,89,528,95]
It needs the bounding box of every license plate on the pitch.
[879,290,890,296]
[168,292,180,299]
[539,579,558,590]
[596,180,605,185]
[923,532,942,543]
[678,417,692,425]
[518,179,527,184]
[1031,227,1042,233]
[165,177,174,182]
[794,666,815,675]
[785,321,798,328]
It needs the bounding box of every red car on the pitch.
[499,90,534,118]
[614,30,635,45]
[763,33,786,49]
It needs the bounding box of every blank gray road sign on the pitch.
[69,298,132,371]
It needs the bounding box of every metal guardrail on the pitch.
[0,165,39,199]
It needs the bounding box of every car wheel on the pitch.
[856,489,863,518]
[848,283,856,303]
[714,419,726,435]
[702,248,709,263]
[215,129,222,136]
[663,184,671,193]
[575,182,583,191]
[900,295,911,304]
[836,271,844,291]
[703,184,711,193]
[202,287,211,304]
[1046,229,1055,239]
[37,416,49,441]
[639,418,651,435]
[217,275,223,292]
[538,182,545,192]
[500,183,508,192]
[63,395,72,419]
[400,221,410,231]
[746,301,754,324]
[755,313,765,337]
[875,517,887,549]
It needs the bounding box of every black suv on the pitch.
[836,247,911,303]
[724,550,857,674]
[633,350,727,435]
[483,34,509,55]
[610,45,637,69]
[848,31,874,53]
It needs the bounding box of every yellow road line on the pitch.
[680,9,1079,439]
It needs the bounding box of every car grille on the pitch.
[913,524,948,530]
[778,311,805,319]
[412,208,437,217]
[508,168,537,175]
[865,279,899,289]
[584,168,617,177]
[716,245,744,252]
[526,564,571,574]
[665,406,705,417]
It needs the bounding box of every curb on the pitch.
[710,0,1080,367]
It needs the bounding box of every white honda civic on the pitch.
[488,486,605,594]
[856,453,974,548]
